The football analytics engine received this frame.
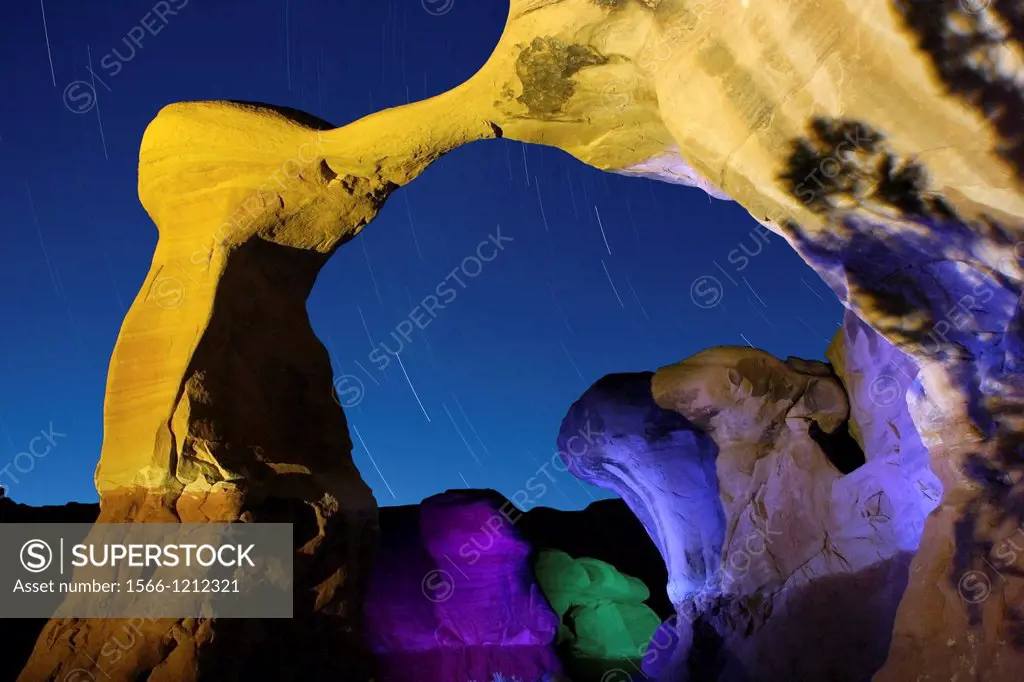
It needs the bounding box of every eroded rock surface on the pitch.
[365,490,561,682]
[19,98,501,681]
[23,0,1023,678]
[558,372,724,611]
[5,490,667,682]
[534,550,661,675]
[559,313,939,680]
[478,4,1024,673]
[0,492,98,682]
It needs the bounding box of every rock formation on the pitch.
[558,311,940,680]
[0,488,97,524]
[19,91,509,680]
[4,489,669,682]
[534,550,662,678]
[365,490,562,682]
[0,492,98,682]
[494,4,1021,677]
[19,0,1023,678]
[517,498,672,620]
[483,3,1024,673]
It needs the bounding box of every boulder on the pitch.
[364,490,561,682]
[534,550,661,662]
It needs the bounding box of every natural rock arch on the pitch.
[20,0,1023,680]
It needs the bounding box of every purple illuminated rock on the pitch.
[364,489,560,682]
[825,310,939,557]
[420,491,559,649]
[557,372,724,609]
[641,617,687,679]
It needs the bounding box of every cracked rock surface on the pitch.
[560,311,937,680]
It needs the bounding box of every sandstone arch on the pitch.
[20,0,1024,680]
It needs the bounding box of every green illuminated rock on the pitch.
[535,550,660,661]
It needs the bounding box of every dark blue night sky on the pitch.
[0,0,840,508]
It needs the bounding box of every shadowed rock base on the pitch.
[371,648,560,682]
[685,554,912,682]
[17,488,377,682]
